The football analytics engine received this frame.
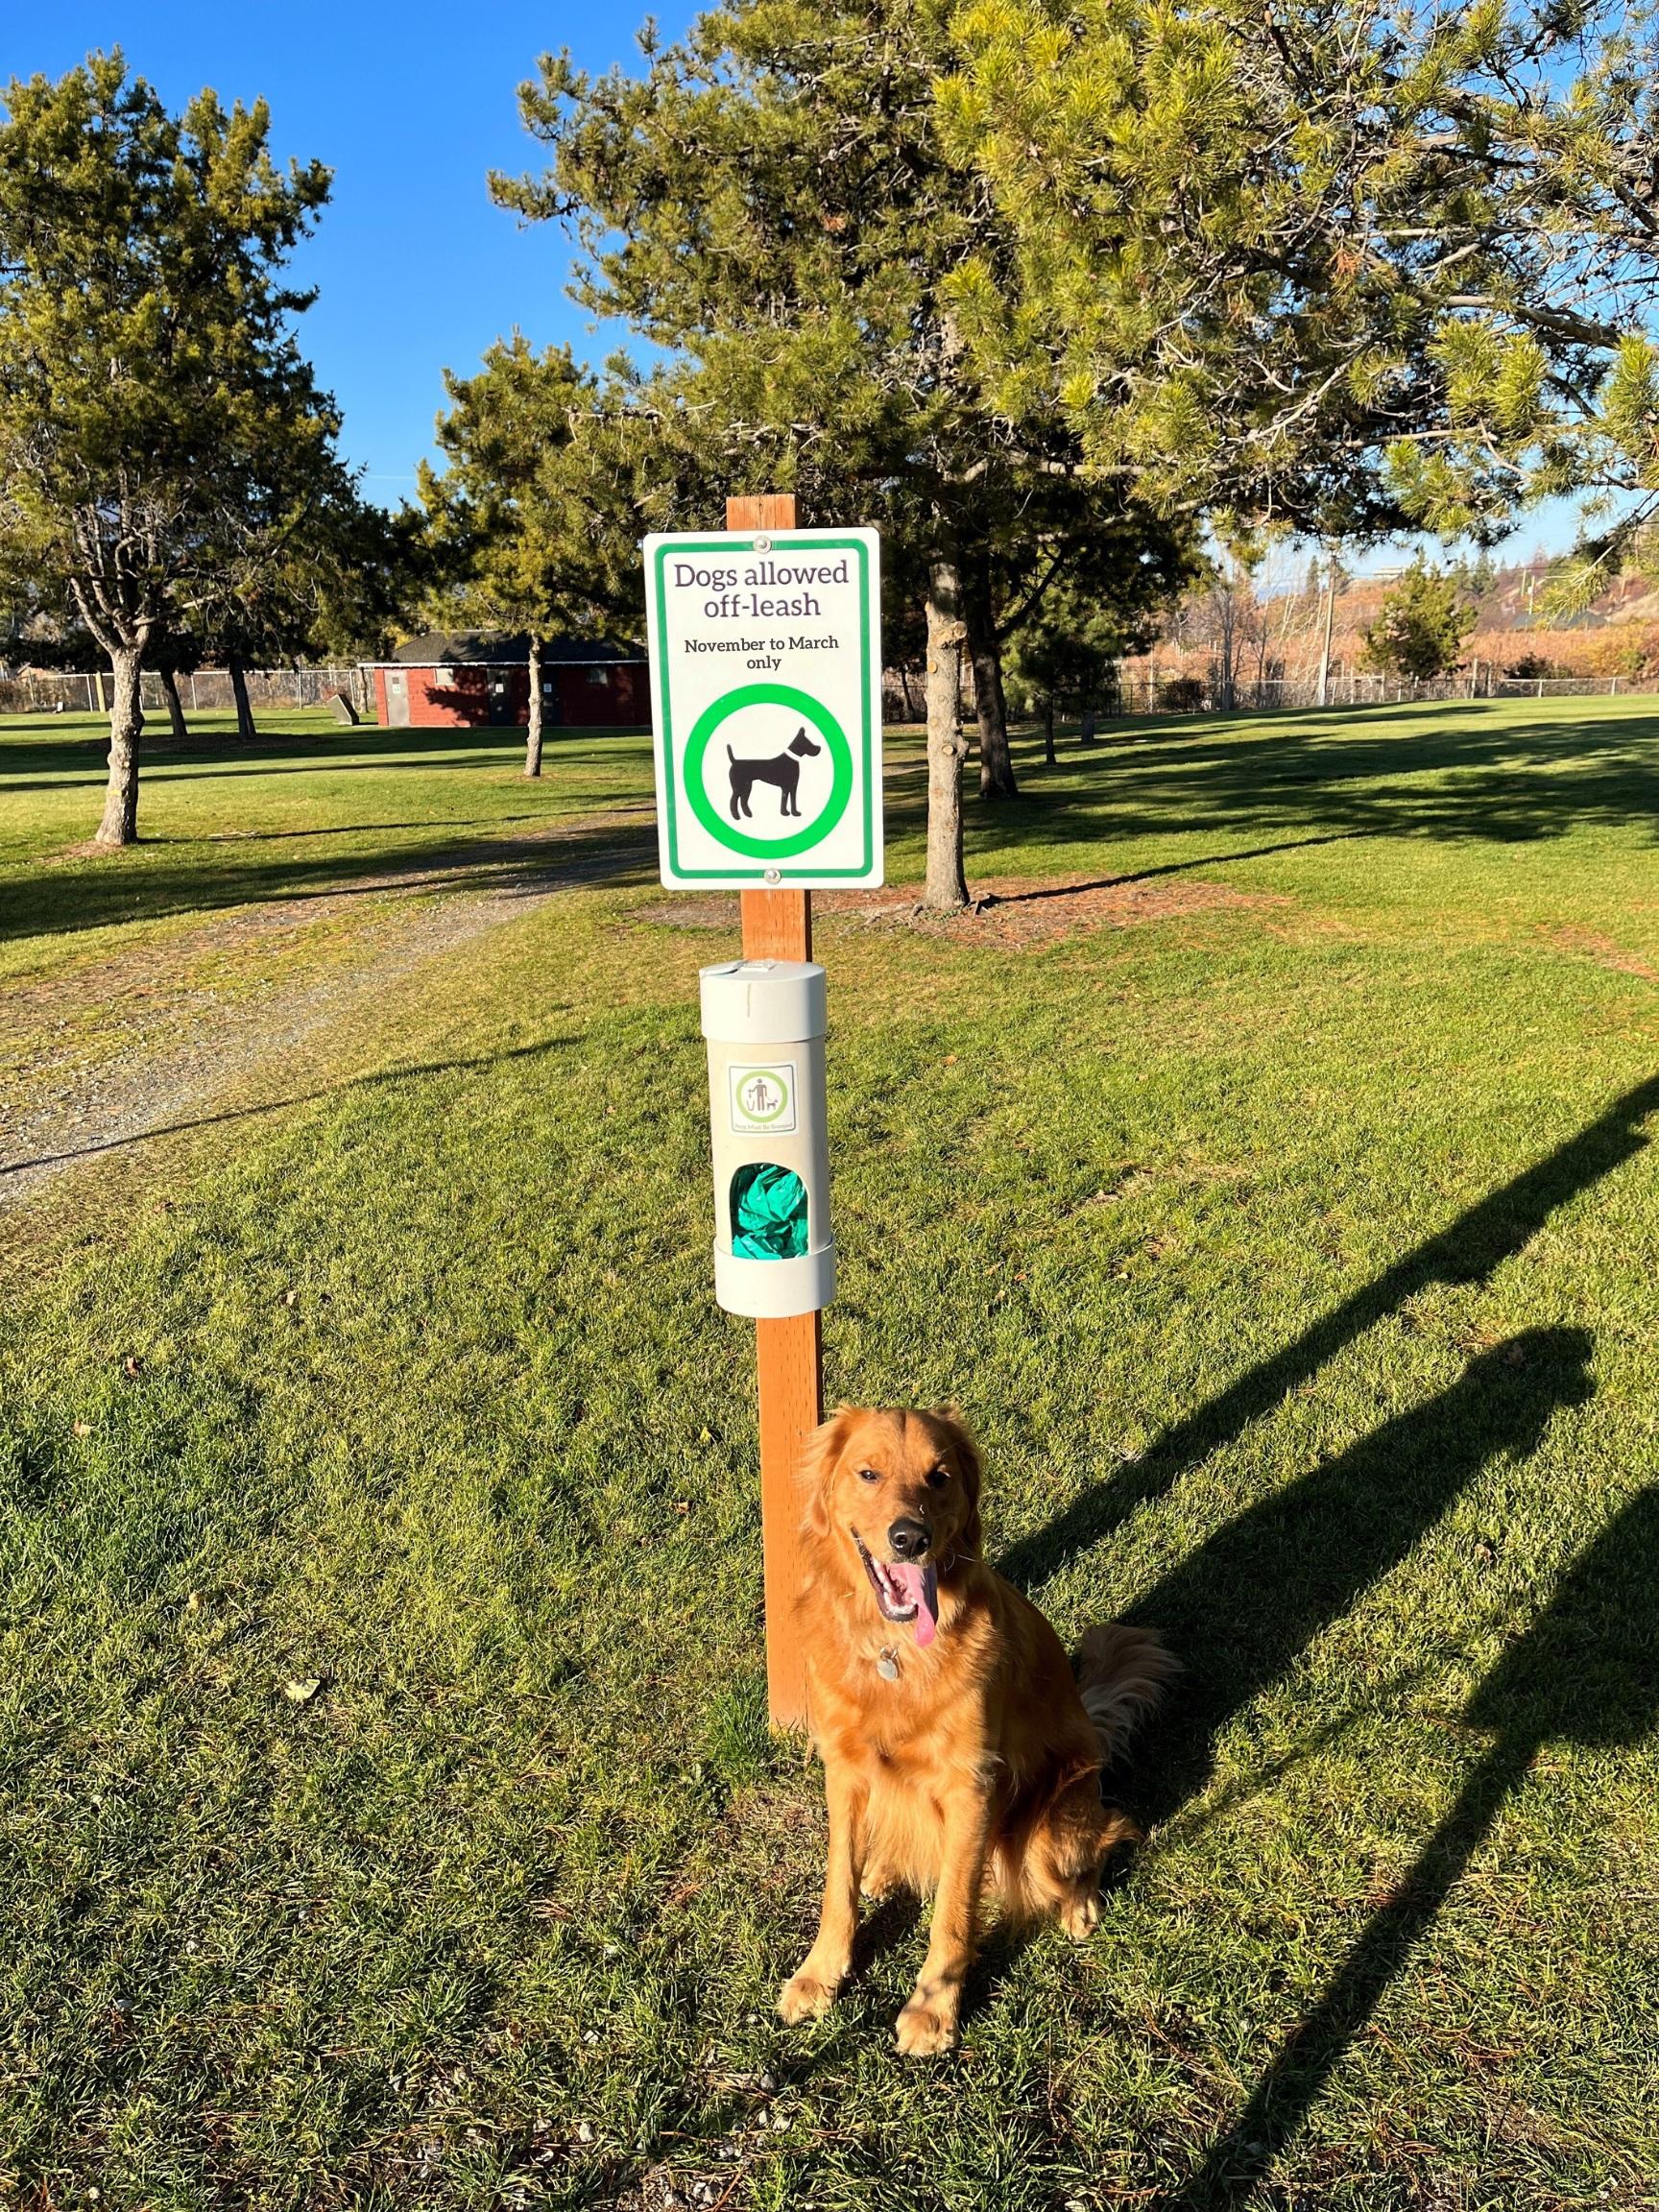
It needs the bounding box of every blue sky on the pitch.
[5,6,1589,568]
[4,3,691,501]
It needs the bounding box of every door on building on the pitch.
[385,669,409,727]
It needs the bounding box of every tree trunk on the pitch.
[1043,696,1057,766]
[95,646,144,847]
[924,558,971,910]
[160,666,189,742]
[1080,690,1097,745]
[524,636,545,778]
[1316,571,1334,709]
[900,664,918,720]
[964,551,1018,800]
[228,659,256,740]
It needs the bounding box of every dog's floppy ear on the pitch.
[797,1406,856,1542]
[931,1403,985,1558]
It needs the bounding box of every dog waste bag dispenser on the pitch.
[700,958,835,1320]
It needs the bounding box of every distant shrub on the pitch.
[1582,632,1646,681]
[1161,674,1206,711]
[1362,557,1476,681]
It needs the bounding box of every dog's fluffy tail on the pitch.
[1073,1623,1177,1765]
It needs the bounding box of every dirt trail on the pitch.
[0,810,655,1213]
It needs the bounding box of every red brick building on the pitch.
[363,633,647,731]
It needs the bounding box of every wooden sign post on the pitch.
[645,494,881,1732]
[727,492,818,1729]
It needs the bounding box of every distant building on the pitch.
[362,632,647,731]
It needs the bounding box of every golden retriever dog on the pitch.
[779,1405,1173,2056]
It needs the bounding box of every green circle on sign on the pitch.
[738,1068,791,1124]
[684,683,854,859]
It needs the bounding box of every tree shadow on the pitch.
[1126,1328,1595,1831]
[997,1074,1659,1594]
[985,702,1659,860]
[0,817,660,946]
[0,1038,574,1182]
[0,720,644,785]
[817,1333,1586,2050]
[976,832,1367,902]
[198,816,554,844]
[1166,1477,1658,2209]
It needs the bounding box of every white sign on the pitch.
[730,1060,799,1134]
[643,527,883,888]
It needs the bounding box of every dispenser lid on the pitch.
[699,958,827,1044]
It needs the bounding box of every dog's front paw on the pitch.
[778,1967,839,2025]
[895,1992,959,2056]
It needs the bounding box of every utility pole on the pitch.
[1316,556,1335,709]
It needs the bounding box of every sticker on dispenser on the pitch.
[730,1061,798,1134]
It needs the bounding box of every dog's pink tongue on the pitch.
[892,1563,939,1647]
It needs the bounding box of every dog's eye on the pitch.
[926,1466,950,1490]
[856,1467,880,1484]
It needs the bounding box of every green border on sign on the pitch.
[685,683,852,858]
[653,535,877,881]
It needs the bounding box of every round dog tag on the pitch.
[877,1649,900,1681]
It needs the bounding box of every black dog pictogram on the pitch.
[727,726,822,819]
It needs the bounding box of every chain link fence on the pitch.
[1105,664,1659,715]
[16,659,1648,731]
[0,664,373,718]
[885,661,1659,730]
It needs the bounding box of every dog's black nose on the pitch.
[887,1516,930,1560]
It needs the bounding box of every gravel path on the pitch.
[0,809,655,1213]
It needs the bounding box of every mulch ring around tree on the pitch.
[638,876,1290,950]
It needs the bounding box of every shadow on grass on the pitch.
[0,719,649,788]
[798,1331,1591,2064]
[0,1038,574,1180]
[0,816,660,946]
[15,701,1659,945]
[998,1073,1659,1592]
[980,831,1366,901]
[982,701,1659,861]
[1167,1479,1658,2210]
[199,816,553,844]
[1126,1327,1594,1831]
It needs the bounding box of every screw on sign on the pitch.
[644,494,884,1726]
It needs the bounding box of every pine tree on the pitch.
[492,0,1166,904]
[421,338,643,778]
[1361,559,1476,683]
[0,52,342,842]
[1007,524,1197,758]
[937,0,1560,532]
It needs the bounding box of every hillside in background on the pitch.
[1126,555,1659,709]
[1344,557,1659,670]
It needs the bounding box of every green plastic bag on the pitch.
[731,1163,809,1260]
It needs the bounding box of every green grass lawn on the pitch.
[2,700,1657,2210]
